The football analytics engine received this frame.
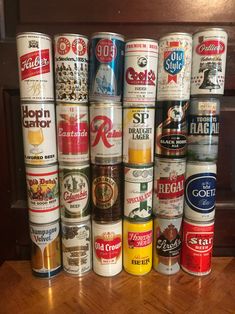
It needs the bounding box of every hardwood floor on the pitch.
[0,258,235,313]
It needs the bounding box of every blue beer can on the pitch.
[89,32,125,102]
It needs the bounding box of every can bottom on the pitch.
[63,268,91,277]
[93,268,122,277]
[153,264,180,275]
[181,265,211,277]
[32,266,62,279]
[124,267,151,276]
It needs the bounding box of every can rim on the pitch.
[59,163,89,168]
[54,33,88,39]
[25,163,58,169]
[154,157,187,163]
[153,214,183,220]
[56,102,89,107]
[160,32,192,39]
[125,38,158,44]
[186,161,217,166]
[16,32,52,39]
[61,218,91,226]
[90,102,122,107]
[123,217,153,224]
[29,219,60,226]
[92,219,122,225]
[91,32,125,40]
[123,106,155,109]
[193,27,227,36]
[124,164,153,169]
[183,217,215,225]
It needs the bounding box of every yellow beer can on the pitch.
[123,218,153,275]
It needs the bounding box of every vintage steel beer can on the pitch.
[91,164,122,221]
[153,216,182,275]
[123,218,153,275]
[56,104,89,163]
[185,162,217,221]
[89,32,125,102]
[181,219,214,276]
[59,164,90,222]
[61,220,91,276]
[26,164,59,224]
[191,28,228,96]
[90,103,122,165]
[124,165,153,221]
[157,33,192,101]
[187,98,220,161]
[16,32,54,102]
[92,220,122,277]
[155,101,188,158]
[153,158,186,217]
[54,33,88,103]
[123,107,155,164]
[21,103,57,165]
[123,39,158,106]
[29,220,62,278]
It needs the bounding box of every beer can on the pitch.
[16,32,54,102]
[29,220,62,278]
[21,103,57,165]
[56,104,89,164]
[26,164,59,224]
[90,103,122,165]
[191,28,228,96]
[155,101,188,158]
[123,107,155,165]
[153,216,182,275]
[124,165,153,221]
[153,158,186,217]
[123,218,153,276]
[157,33,192,101]
[187,98,220,161]
[123,39,158,106]
[92,220,122,277]
[59,164,90,222]
[61,220,91,276]
[181,219,214,276]
[89,32,125,102]
[184,162,217,221]
[54,33,88,103]
[91,164,122,222]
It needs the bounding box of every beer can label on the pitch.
[61,221,91,275]
[191,29,227,95]
[89,34,125,102]
[59,165,90,222]
[153,216,182,275]
[123,219,153,275]
[124,166,153,220]
[156,101,188,157]
[30,220,61,277]
[157,33,192,101]
[90,105,122,164]
[123,40,158,105]
[93,220,122,276]
[57,104,89,163]
[54,34,88,103]
[21,103,57,165]
[123,107,155,164]
[16,33,54,102]
[26,165,59,223]
[153,158,186,217]
[181,220,214,275]
[187,98,220,161]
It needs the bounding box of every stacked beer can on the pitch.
[54,33,92,277]
[181,28,228,276]
[16,32,62,278]
[89,32,124,277]
[153,33,192,275]
[122,39,158,275]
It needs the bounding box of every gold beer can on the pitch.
[123,218,153,275]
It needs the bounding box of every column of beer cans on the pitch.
[181,28,228,276]
[16,32,62,278]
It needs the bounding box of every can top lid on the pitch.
[184,217,215,225]
[16,32,52,39]
[54,33,88,39]
[125,38,158,44]
[91,32,125,41]
[193,27,227,36]
[160,32,192,39]
[90,101,122,107]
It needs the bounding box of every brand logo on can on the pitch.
[95,233,122,264]
[20,49,50,80]
[126,68,156,86]
[164,43,184,83]
[157,174,185,199]
[95,39,117,63]
[128,230,152,248]
[22,105,52,128]
[196,40,225,55]
[57,37,71,55]
[93,176,118,209]
[186,232,213,253]
[72,38,87,56]
[156,223,181,257]
[185,173,216,213]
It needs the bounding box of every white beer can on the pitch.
[123,39,158,106]
[191,28,228,95]
[153,158,186,217]
[92,219,122,277]
[54,34,88,103]
[26,164,59,223]
[16,32,54,102]
[157,33,192,101]
[123,107,155,164]
[90,103,122,165]
[21,103,57,165]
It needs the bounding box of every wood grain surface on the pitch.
[0,258,234,313]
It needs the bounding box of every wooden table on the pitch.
[0,258,235,313]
